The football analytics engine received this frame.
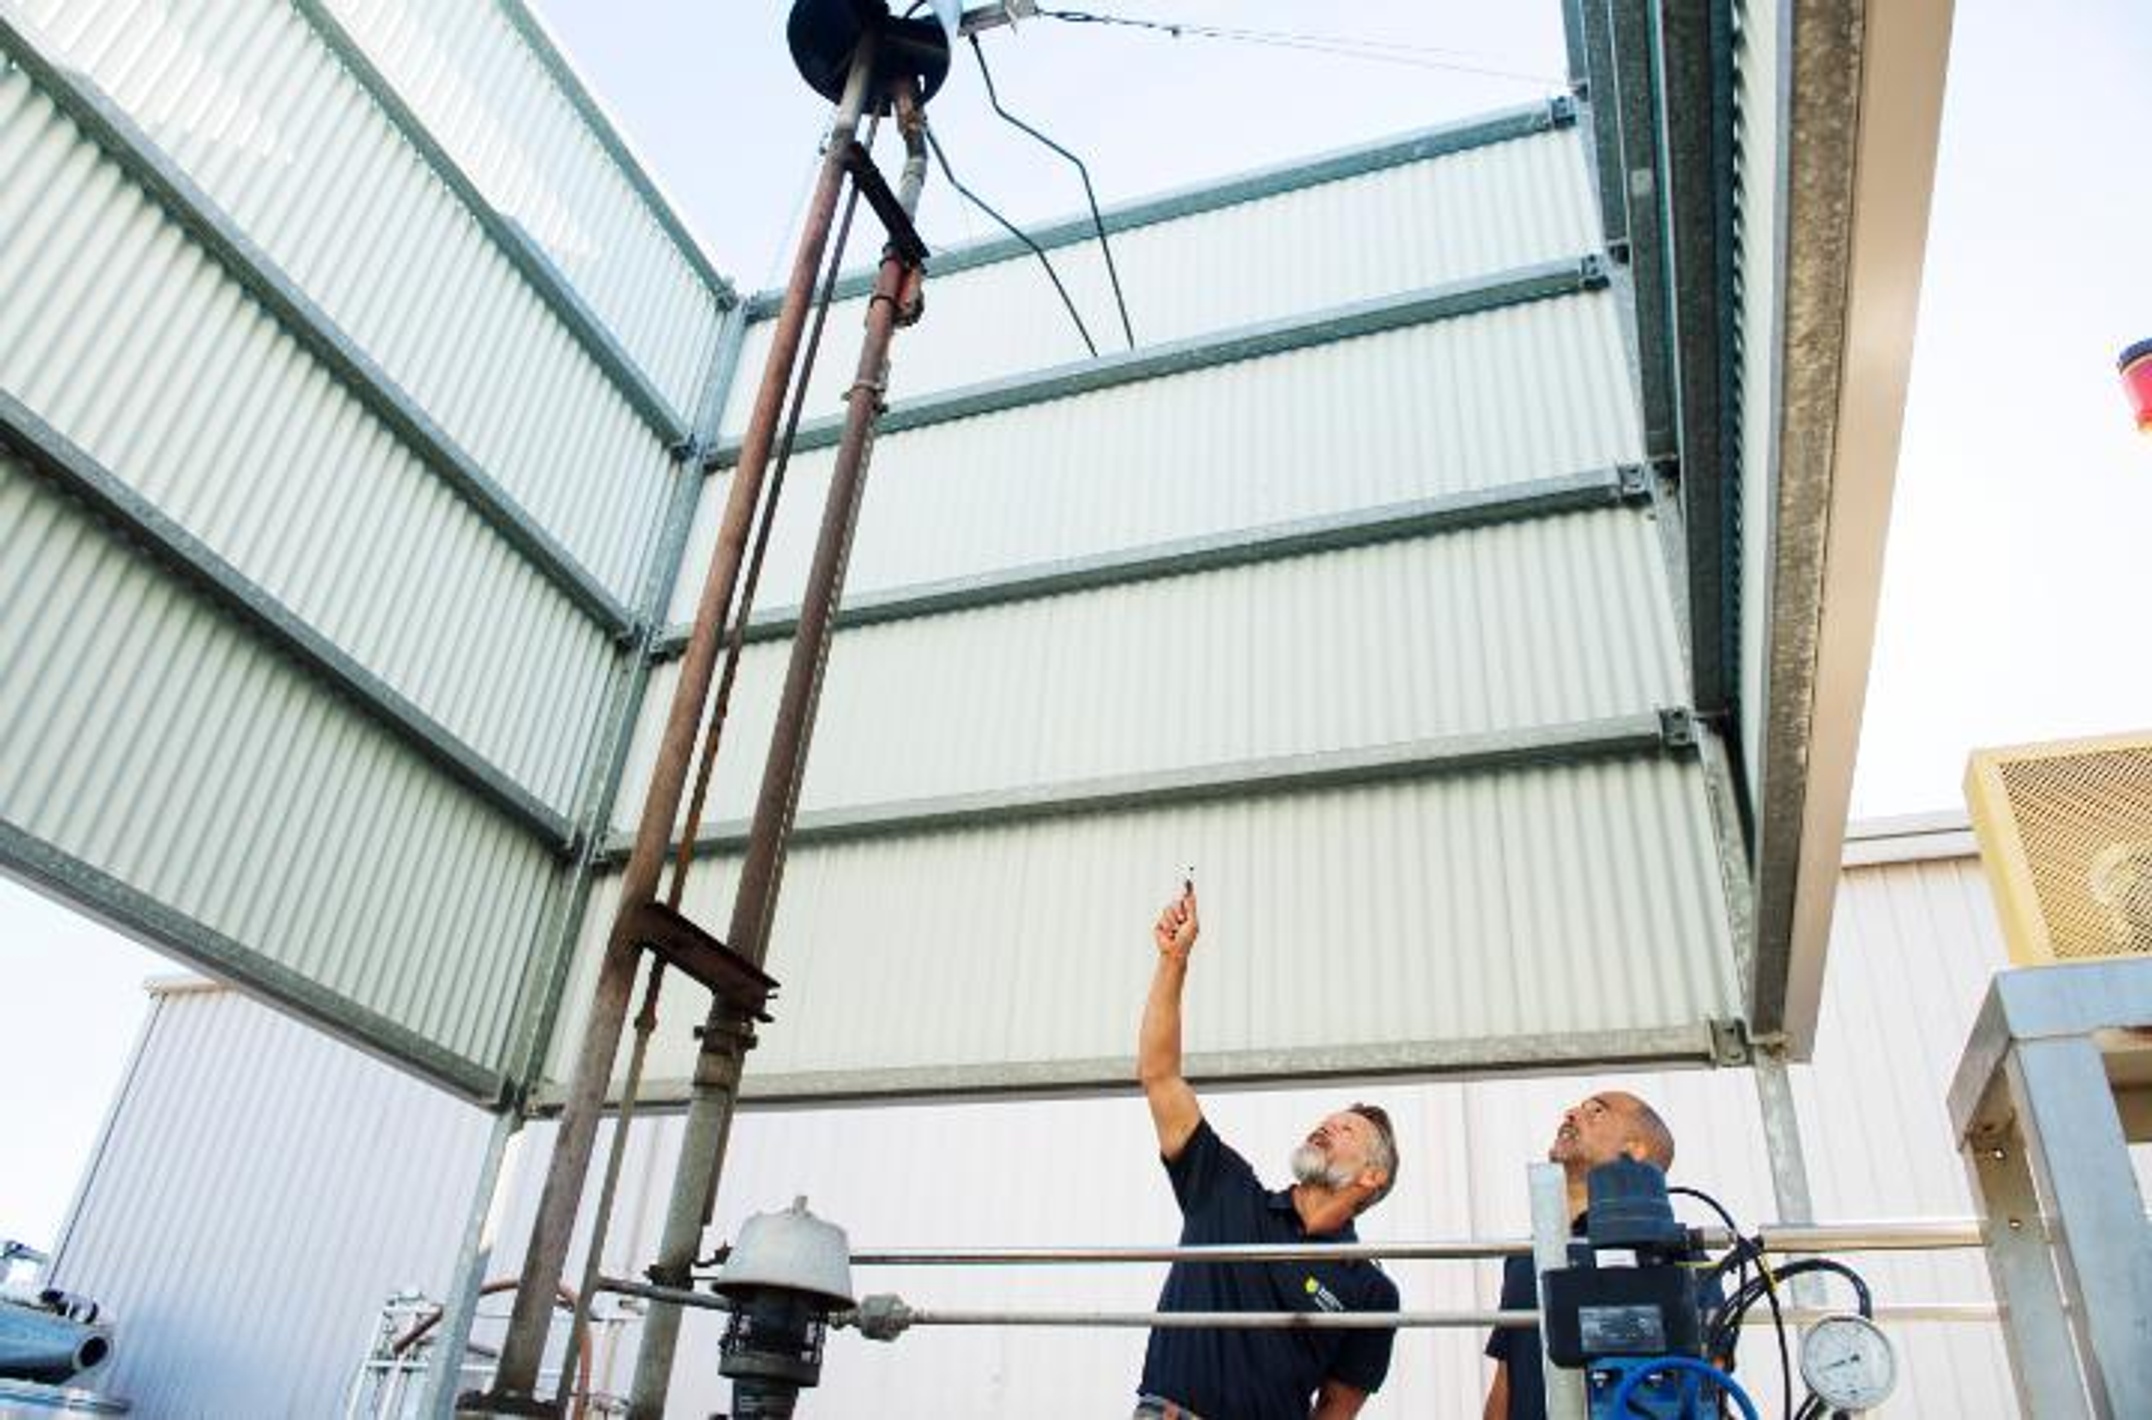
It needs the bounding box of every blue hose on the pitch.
[1605,1355,1761,1420]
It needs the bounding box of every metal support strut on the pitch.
[623,76,933,1420]
[465,33,886,1418]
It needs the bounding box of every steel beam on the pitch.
[1569,0,1630,256]
[1652,0,1740,718]
[290,0,697,446]
[602,712,1695,866]
[1951,962,2152,1417]
[0,820,503,1100]
[651,467,1652,659]
[707,258,1608,468]
[1601,0,1678,462]
[0,395,578,852]
[493,0,734,305]
[740,99,1575,316]
[0,14,639,640]
[530,1021,1732,1111]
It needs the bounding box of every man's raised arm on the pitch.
[1139,887,1203,1160]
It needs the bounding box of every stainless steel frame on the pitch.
[1948,961,2152,1418]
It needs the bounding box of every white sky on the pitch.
[3,0,2146,1253]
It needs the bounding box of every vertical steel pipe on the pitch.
[470,40,881,1414]
[624,83,930,1420]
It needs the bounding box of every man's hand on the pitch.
[1314,1379,1371,1418]
[1154,886,1199,961]
[1140,886,1202,1159]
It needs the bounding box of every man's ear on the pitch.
[1358,1164,1390,1193]
[1620,1139,1651,1163]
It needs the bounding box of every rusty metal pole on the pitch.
[469,38,880,1416]
[624,83,929,1420]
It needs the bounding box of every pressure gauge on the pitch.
[1799,1312,1897,1411]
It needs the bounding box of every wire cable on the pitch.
[1037,8,1565,87]
[968,35,1134,349]
[922,123,1100,357]
[1672,1186,1791,1420]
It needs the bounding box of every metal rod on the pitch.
[471,37,882,1414]
[592,1278,2006,1329]
[1530,1161,1590,1420]
[772,1219,1997,1266]
[625,77,932,1420]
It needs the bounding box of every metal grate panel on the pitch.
[1968,734,2152,963]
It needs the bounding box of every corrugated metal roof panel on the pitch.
[674,290,1644,624]
[0,453,558,1073]
[556,756,1737,1098]
[46,990,494,1414]
[321,0,726,411]
[720,126,1602,432]
[620,509,1684,835]
[0,61,615,807]
[11,0,684,594]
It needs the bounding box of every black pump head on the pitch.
[788,0,952,112]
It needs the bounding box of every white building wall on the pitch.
[50,828,2105,1418]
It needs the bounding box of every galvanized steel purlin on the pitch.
[705,257,1606,469]
[492,0,733,306]
[542,1022,1728,1108]
[0,14,639,640]
[648,465,1653,661]
[290,0,693,448]
[0,393,578,852]
[740,98,1577,317]
[597,712,1694,866]
[0,817,504,1100]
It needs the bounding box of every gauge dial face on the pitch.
[1799,1313,1897,1409]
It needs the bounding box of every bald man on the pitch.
[1482,1091,1680,1420]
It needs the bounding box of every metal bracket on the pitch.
[622,901,778,1021]
[1579,253,1611,289]
[1615,463,1653,501]
[1657,706,1699,750]
[840,142,930,267]
[1708,1017,1752,1066]
[1550,93,1579,127]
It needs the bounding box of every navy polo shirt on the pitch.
[1138,1118,1399,1419]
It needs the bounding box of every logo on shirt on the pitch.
[1303,1275,1345,1313]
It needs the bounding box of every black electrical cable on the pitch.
[1673,1186,1792,1420]
[1037,7,1565,87]
[968,35,1135,349]
[921,123,1100,356]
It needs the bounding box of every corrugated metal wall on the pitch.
[319,0,726,413]
[681,292,1645,622]
[719,117,1600,429]
[53,835,2083,1416]
[560,110,1738,1102]
[0,3,730,1091]
[12,0,684,591]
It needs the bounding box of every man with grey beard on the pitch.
[1132,886,1400,1420]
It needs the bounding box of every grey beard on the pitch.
[1290,1143,1354,1190]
